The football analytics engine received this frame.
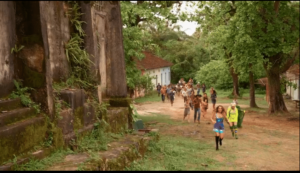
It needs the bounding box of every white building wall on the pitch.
[145,68,161,90]
[145,66,171,90]
[293,79,299,100]
[160,67,171,87]
[286,79,300,100]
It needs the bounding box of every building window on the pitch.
[161,73,163,85]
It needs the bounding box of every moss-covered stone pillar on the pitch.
[102,1,127,98]
[0,1,16,98]
[40,1,71,117]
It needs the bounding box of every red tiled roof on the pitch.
[286,64,299,80]
[256,77,268,86]
[287,64,299,75]
[256,64,299,85]
[135,51,173,70]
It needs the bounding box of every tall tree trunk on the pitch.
[249,64,258,108]
[264,54,289,114]
[229,66,240,98]
[266,70,288,114]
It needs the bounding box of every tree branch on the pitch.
[280,48,299,73]
[274,1,280,13]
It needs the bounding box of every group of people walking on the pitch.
[156,83,176,106]
[156,78,243,151]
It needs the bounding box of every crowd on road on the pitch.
[156,78,245,151]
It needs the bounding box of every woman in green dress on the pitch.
[226,102,239,139]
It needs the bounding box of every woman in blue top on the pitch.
[211,105,229,150]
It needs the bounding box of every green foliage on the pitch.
[153,28,211,84]
[72,119,112,152]
[66,1,86,37]
[54,96,69,120]
[129,104,139,122]
[43,121,55,147]
[88,98,110,118]
[65,1,96,90]
[134,90,161,103]
[195,1,299,86]
[9,80,41,113]
[280,76,298,94]
[121,1,181,90]
[195,60,232,89]
[11,44,24,54]
[122,26,158,90]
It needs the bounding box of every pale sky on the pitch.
[129,1,199,36]
[176,20,198,36]
[173,1,199,36]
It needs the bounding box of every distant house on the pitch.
[131,51,173,98]
[135,51,173,89]
[256,64,300,104]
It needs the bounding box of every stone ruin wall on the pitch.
[0,1,16,98]
[0,1,128,115]
[0,1,131,164]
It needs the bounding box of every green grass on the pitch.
[126,113,238,170]
[212,89,268,107]
[13,123,112,171]
[125,135,232,170]
[137,114,191,126]
[134,91,161,103]
[13,149,75,171]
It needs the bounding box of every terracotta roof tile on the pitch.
[134,51,173,70]
[287,64,299,76]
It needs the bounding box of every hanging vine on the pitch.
[64,1,96,90]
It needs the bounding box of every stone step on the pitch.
[54,89,86,112]
[0,116,47,165]
[0,98,22,112]
[0,107,36,126]
[46,130,159,171]
[0,146,54,171]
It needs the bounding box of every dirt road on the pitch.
[134,94,300,170]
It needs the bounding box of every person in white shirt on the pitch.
[181,87,188,103]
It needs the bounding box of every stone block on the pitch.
[63,124,94,147]
[133,120,144,131]
[150,129,159,133]
[106,107,129,133]
[106,98,132,107]
[83,103,96,126]
[0,108,36,126]
[57,109,74,135]
[57,89,86,112]
[0,146,54,171]
[0,98,22,112]
[0,116,47,164]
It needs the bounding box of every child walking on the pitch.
[169,88,175,106]
[183,97,191,122]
